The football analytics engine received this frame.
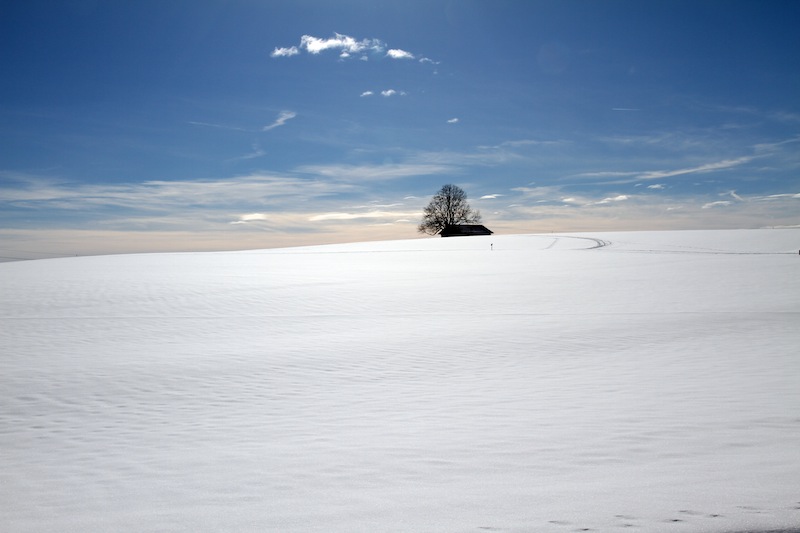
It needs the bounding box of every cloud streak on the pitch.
[296,162,453,181]
[636,156,756,181]
[0,172,353,216]
[573,155,761,186]
[263,111,297,131]
[309,209,419,222]
[189,121,249,132]
[702,200,732,209]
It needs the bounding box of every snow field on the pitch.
[1,230,799,532]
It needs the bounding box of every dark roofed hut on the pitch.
[440,224,494,237]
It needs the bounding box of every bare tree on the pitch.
[418,184,482,235]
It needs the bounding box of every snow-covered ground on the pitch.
[1,229,799,533]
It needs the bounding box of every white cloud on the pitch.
[231,213,270,224]
[309,210,419,222]
[270,46,300,58]
[263,111,297,131]
[754,193,800,200]
[647,184,665,190]
[702,201,732,209]
[359,203,404,209]
[480,194,502,200]
[386,49,414,59]
[272,33,433,63]
[359,89,408,98]
[573,171,640,179]
[576,155,763,186]
[596,195,629,204]
[447,118,459,124]
[637,156,755,181]
[478,139,570,151]
[296,163,453,181]
[768,111,800,124]
[300,33,384,56]
[0,172,349,213]
[229,143,265,161]
[189,121,249,132]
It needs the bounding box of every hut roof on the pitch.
[440,224,494,237]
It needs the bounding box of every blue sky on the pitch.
[1,0,798,259]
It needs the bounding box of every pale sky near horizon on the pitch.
[1,0,799,260]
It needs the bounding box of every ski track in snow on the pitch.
[1,229,799,533]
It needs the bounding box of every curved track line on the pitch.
[548,235,612,250]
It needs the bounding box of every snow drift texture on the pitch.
[2,230,799,532]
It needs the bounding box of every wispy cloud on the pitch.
[595,195,629,205]
[360,91,374,97]
[296,163,453,181]
[309,209,419,222]
[263,111,297,131]
[702,200,732,209]
[447,118,459,124]
[0,171,352,216]
[228,143,266,162]
[769,111,800,124]
[753,192,800,201]
[189,121,249,132]
[270,46,300,58]
[753,136,800,153]
[483,138,571,149]
[637,156,755,181]
[231,213,270,224]
[576,156,759,185]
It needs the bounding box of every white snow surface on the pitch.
[2,229,799,533]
